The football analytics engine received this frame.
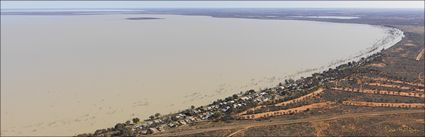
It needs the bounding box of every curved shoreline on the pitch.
[204,15,406,91]
[173,13,406,89]
[287,26,404,79]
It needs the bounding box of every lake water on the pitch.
[290,16,360,19]
[1,14,402,135]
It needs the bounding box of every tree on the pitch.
[132,118,140,124]
[155,113,161,118]
[149,115,155,120]
[191,105,195,109]
[114,123,125,130]
[247,89,256,95]
[232,94,238,99]
[271,94,276,100]
[222,114,233,122]
[212,111,222,119]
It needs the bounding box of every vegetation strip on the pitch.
[343,101,425,108]
[332,87,425,98]
[362,76,425,88]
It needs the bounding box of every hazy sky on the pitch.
[1,1,424,9]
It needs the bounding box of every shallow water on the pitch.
[290,16,360,19]
[1,14,401,135]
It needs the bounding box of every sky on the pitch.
[1,1,424,9]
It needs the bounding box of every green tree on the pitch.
[125,120,131,125]
[132,118,140,124]
[155,113,161,118]
[232,94,238,99]
[212,111,222,119]
[114,123,124,130]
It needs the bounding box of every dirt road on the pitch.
[416,48,424,61]
[155,109,424,136]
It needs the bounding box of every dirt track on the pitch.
[416,48,424,61]
[366,82,424,92]
[343,101,425,108]
[155,109,424,136]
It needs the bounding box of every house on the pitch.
[168,122,177,128]
[157,124,167,132]
[141,130,148,135]
[201,112,212,120]
[221,106,231,111]
[147,128,159,134]
[187,116,196,122]
[136,126,144,131]
[153,119,162,124]
[145,121,153,125]
[193,109,200,114]
[178,120,187,125]
[241,96,250,101]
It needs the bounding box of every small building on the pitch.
[141,130,148,135]
[187,116,196,122]
[168,122,177,128]
[145,121,153,125]
[241,96,250,101]
[153,119,161,124]
[157,124,167,132]
[178,120,187,125]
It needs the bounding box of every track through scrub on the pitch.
[416,48,424,61]
[155,109,424,136]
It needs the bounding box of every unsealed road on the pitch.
[156,109,424,136]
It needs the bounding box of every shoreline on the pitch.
[290,26,404,79]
